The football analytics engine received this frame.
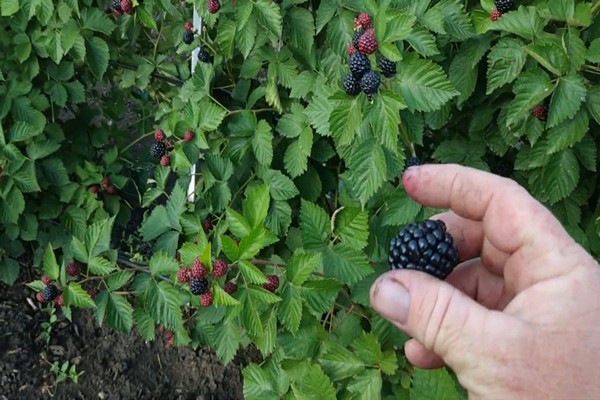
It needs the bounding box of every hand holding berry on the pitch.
[371,163,600,399]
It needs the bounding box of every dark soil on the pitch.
[0,281,256,400]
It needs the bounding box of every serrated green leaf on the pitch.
[395,56,458,112]
[72,236,88,263]
[367,90,406,151]
[221,235,239,262]
[85,217,114,259]
[292,364,336,400]
[243,184,270,228]
[63,283,95,309]
[547,109,589,154]
[323,244,372,285]
[381,189,422,226]
[133,307,155,341]
[248,287,281,304]
[305,88,333,137]
[254,0,282,38]
[506,70,554,127]
[486,38,527,94]
[243,289,264,337]
[141,206,171,241]
[149,252,179,276]
[213,284,240,306]
[300,200,330,250]
[329,96,362,146]
[410,368,460,400]
[0,257,20,285]
[490,5,546,40]
[574,135,597,172]
[1,0,19,16]
[346,138,387,205]
[88,256,117,276]
[42,243,59,280]
[226,207,251,239]
[319,341,365,381]
[541,149,579,204]
[81,7,116,35]
[547,75,587,128]
[85,36,109,79]
[587,38,600,63]
[284,127,312,178]
[107,271,134,291]
[287,7,314,53]
[147,280,183,331]
[406,27,439,57]
[252,120,273,166]
[263,169,299,201]
[302,280,342,316]
[347,369,383,400]
[243,364,276,400]
[334,207,369,250]
[239,260,268,284]
[105,292,133,333]
[217,19,236,60]
[278,284,302,334]
[286,251,321,286]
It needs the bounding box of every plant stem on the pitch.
[120,130,155,154]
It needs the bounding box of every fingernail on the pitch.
[403,166,418,183]
[372,277,410,324]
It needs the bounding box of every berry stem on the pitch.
[120,130,155,154]
[592,0,600,14]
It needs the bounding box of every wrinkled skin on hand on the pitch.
[370,164,600,399]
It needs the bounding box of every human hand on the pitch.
[370,164,600,399]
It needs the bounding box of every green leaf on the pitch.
[287,7,314,53]
[85,217,114,259]
[0,257,20,285]
[252,120,273,166]
[243,184,270,228]
[105,292,133,333]
[147,280,184,331]
[243,364,276,400]
[300,200,330,250]
[199,99,227,131]
[85,37,109,79]
[88,256,117,276]
[141,206,171,241]
[213,284,241,306]
[254,0,282,38]
[226,207,252,238]
[587,85,600,126]
[248,287,281,304]
[8,121,43,142]
[149,252,179,276]
[329,96,362,146]
[334,207,369,250]
[63,283,96,309]
[1,0,19,16]
[319,342,365,380]
[284,127,312,178]
[71,237,88,263]
[302,279,342,316]
[243,289,264,337]
[81,7,116,35]
[395,56,459,112]
[278,284,302,334]
[547,75,587,128]
[239,260,268,284]
[42,244,59,280]
[292,364,336,400]
[541,149,580,204]
[346,138,387,205]
[305,88,333,137]
[410,368,461,400]
[286,251,321,286]
[406,28,439,57]
[547,109,589,154]
[107,271,134,291]
[347,369,383,400]
[366,90,406,151]
[587,38,600,63]
[506,70,554,127]
[323,244,372,285]
[133,307,155,341]
[381,189,422,226]
[486,38,527,94]
[491,5,546,40]
[263,169,299,201]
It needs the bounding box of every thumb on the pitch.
[370,270,490,367]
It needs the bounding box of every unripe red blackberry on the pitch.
[154,129,166,142]
[532,104,547,120]
[184,130,194,142]
[41,275,52,285]
[201,218,212,233]
[102,176,111,188]
[36,293,45,303]
[490,9,502,21]
[160,155,171,167]
[89,185,100,194]
[212,259,228,278]
[56,293,64,307]
[120,0,134,14]
[192,259,208,280]
[263,275,279,292]
[88,288,99,300]
[207,0,220,13]
[347,44,357,57]
[224,281,237,294]
[177,268,191,283]
[105,184,116,194]
[66,262,79,277]
[200,290,213,307]
[355,13,372,30]
[357,28,378,55]
[184,21,193,32]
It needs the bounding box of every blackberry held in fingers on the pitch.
[343,73,361,96]
[349,52,371,79]
[494,0,513,13]
[388,220,459,280]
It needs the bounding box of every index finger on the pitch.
[402,164,573,255]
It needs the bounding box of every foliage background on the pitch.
[1,0,600,398]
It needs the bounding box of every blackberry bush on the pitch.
[5,0,599,398]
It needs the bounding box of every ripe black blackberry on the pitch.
[342,73,361,96]
[197,47,214,63]
[389,220,459,280]
[494,0,513,13]
[182,30,194,45]
[190,277,209,295]
[348,52,371,79]
[150,142,166,158]
[378,56,397,78]
[112,0,122,11]
[359,70,380,101]
[406,156,421,168]
[43,284,58,302]
[140,242,153,259]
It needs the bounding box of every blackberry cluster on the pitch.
[190,277,210,295]
[494,0,513,13]
[341,13,393,102]
[43,284,58,302]
[389,220,460,280]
